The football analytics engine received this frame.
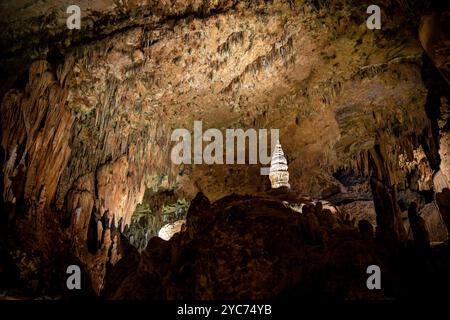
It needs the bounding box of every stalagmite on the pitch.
[269,140,290,189]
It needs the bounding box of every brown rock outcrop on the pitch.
[1,59,74,249]
[105,192,387,300]
[104,191,450,300]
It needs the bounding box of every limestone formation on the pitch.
[269,141,291,189]
[158,220,186,241]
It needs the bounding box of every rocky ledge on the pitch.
[102,191,450,300]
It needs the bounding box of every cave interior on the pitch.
[0,0,450,301]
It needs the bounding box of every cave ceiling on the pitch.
[1,0,433,203]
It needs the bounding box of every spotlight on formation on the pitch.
[269,140,290,189]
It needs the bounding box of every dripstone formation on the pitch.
[269,141,291,189]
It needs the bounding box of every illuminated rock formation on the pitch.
[269,141,290,189]
[158,219,186,241]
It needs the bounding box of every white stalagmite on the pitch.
[158,219,186,241]
[269,140,291,189]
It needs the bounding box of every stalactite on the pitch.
[221,35,294,94]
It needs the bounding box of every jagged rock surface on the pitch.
[104,192,450,300]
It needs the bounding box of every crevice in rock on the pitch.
[86,207,99,255]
